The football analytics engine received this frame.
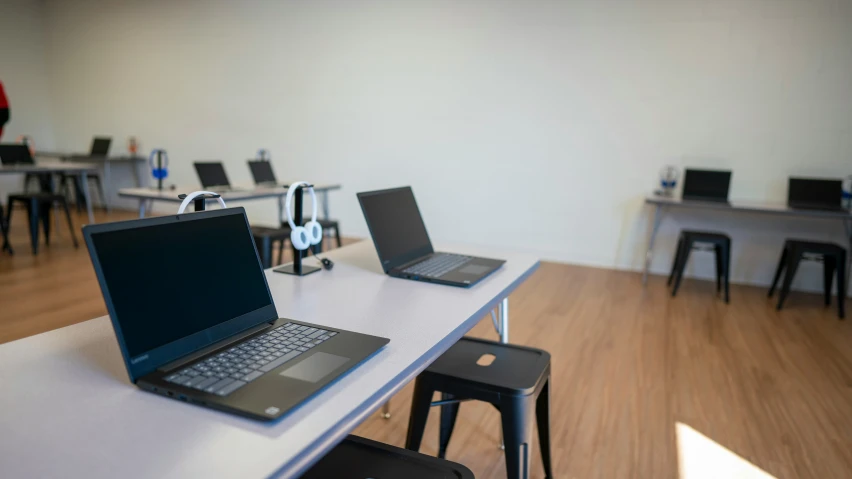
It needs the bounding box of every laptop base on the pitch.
[274,263,322,276]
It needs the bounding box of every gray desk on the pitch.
[0,240,538,478]
[0,163,99,224]
[119,184,342,223]
[38,152,148,212]
[644,195,852,296]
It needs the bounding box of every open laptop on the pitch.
[83,207,389,421]
[248,159,288,188]
[788,178,845,211]
[0,143,35,165]
[357,186,505,287]
[90,137,111,156]
[193,161,248,192]
[682,169,732,203]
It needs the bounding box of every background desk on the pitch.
[0,240,538,478]
[644,195,852,296]
[38,152,148,212]
[119,184,342,222]
[0,163,99,224]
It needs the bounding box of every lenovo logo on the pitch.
[130,354,149,364]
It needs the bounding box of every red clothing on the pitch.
[0,81,8,138]
[0,81,8,108]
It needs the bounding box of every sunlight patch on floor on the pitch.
[677,423,777,479]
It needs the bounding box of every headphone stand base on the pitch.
[273,263,321,276]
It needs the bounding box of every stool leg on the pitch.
[254,237,272,269]
[404,379,433,452]
[671,239,691,297]
[768,246,788,297]
[40,202,51,246]
[277,239,285,265]
[334,224,342,248]
[500,395,535,479]
[714,244,722,293]
[668,237,683,286]
[438,393,460,459]
[777,247,801,311]
[27,199,39,255]
[837,250,846,319]
[60,199,79,248]
[536,380,554,479]
[723,239,731,303]
[824,256,836,307]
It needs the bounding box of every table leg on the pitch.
[642,204,665,285]
[138,199,147,218]
[132,158,143,187]
[80,172,95,224]
[498,297,509,343]
[321,190,330,220]
[103,161,112,213]
[278,194,285,226]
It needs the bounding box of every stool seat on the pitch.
[406,337,553,479]
[424,337,550,395]
[250,225,291,269]
[301,435,475,479]
[680,230,730,243]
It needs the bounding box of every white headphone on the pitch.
[285,181,323,251]
[177,191,228,214]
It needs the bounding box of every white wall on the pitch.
[40,0,852,293]
[0,0,56,194]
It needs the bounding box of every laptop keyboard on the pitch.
[403,254,473,278]
[163,322,337,396]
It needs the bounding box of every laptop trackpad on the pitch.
[458,264,491,275]
[279,352,349,383]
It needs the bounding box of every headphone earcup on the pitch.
[304,220,323,246]
[152,168,168,180]
[290,227,310,251]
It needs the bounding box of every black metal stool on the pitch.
[768,239,846,319]
[668,230,731,302]
[250,225,292,269]
[6,193,78,255]
[302,435,475,479]
[405,337,552,479]
[0,202,12,255]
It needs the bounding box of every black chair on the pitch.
[406,337,552,479]
[768,239,846,319]
[251,225,292,269]
[6,193,78,255]
[302,435,475,478]
[668,230,731,302]
[58,172,107,211]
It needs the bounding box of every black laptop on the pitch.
[194,161,247,192]
[90,137,112,156]
[83,207,389,421]
[682,169,732,203]
[788,178,845,211]
[248,159,287,188]
[357,186,505,287]
[0,144,35,165]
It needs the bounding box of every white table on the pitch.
[644,195,852,296]
[0,163,99,224]
[119,184,342,222]
[0,240,539,478]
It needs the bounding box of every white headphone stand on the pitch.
[273,185,321,276]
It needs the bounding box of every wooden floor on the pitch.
[2,208,851,478]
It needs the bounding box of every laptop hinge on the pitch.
[158,320,275,373]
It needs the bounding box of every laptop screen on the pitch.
[682,169,732,200]
[358,187,434,272]
[194,162,231,188]
[85,209,275,379]
[90,137,111,156]
[788,178,842,207]
[248,160,277,184]
[0,144,34,165]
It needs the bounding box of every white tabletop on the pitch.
[0,162,98,174]
[119,184,342,202]
[646,195,852,220]
[0,240,539,479]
